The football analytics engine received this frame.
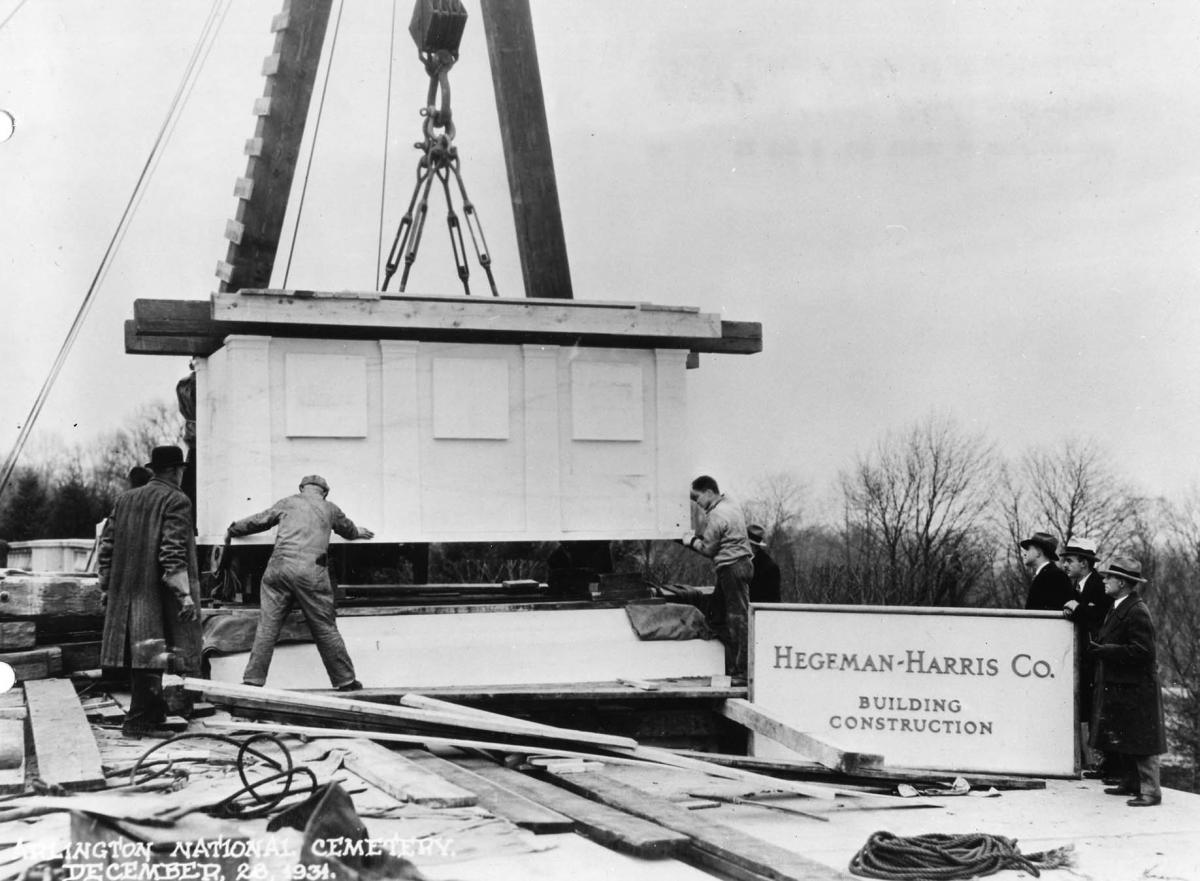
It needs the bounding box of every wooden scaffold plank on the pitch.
[24,678,105,791]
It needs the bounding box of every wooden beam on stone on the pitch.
[720,698,884,775]
[218,0,334,292]
[24,678,105,792]
[0,574,103,617]
[124,321,218,356]
[481,0,572,300]
[181,678,637,751]
[0,621,36,651]
[0,648,62,682]
[0,719,26,794]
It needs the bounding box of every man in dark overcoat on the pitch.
[747,524,782,604]
[1020,531,1074,611]
[1088,555,1166,806]
[1060,537,1114,776]
[97,445,201,737]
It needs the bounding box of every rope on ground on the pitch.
[848,831,1075,879]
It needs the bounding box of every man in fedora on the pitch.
[747,524,782,604]
[98,445,201,737]
[1088,556,1166,806]
[227,474,375,691]
[1061,537,1115,778]
[1020,531,1074,611]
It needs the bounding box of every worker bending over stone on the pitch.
[228,474,375,691]
[681,474,754,682]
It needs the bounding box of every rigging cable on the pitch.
[0,0,229,501]
[281,0,346,289]
[0,0,30,35]
[376,0,400,290]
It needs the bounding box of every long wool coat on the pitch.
[97,477,201,672]
[1088,590,1167,757]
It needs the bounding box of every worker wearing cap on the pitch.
[227,475,375,691]
[1019,531,1074,611]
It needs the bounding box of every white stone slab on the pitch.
[206,607,724,688]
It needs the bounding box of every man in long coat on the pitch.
[1061,537,1114,776]
[227,474,374,691]
[1088,555,1166,807]
[98,445,200,737]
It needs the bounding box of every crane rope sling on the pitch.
[381,0,497,296]
[0,0,232,502]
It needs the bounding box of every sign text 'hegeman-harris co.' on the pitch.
[751,607,1078,775]
[772,647,1060,679]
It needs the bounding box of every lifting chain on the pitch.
[382,0,498,296]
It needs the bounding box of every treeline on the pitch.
[0,401,183,541]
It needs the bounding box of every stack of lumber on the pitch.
[0,573,104,682]
[1,677,106,795]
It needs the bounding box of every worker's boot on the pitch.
[336,680,363,692]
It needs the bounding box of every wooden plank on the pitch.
[180,677,638,750]
[721,698,883,774]
[213,290,721,338]
[625,745,842,801]
[455,756,687,857]
[24,678,105,791]
[403,750,574,833]
[0,647,62,682]
[125,322,216,356]
[0,621,35,650]
[543,769,852,881]
[480,0,572,300]
[219,0,334,293]
[0,575,103,617]
[673,749,1047,790]
[127,297,759,356]
[317,739,476,808]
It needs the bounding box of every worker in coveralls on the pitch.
[227,475,375,691]
[98,445,201,737]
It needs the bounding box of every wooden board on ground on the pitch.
[24,678,105,791]
[453,755,688,858]
[0,719,26,794]
[0,647,62,682]
[0,621,35,650]
[543,768,854,881]
[720,698,884,774]
[403,750,574,834]
[317,739,476,808]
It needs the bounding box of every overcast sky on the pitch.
[2,0,1199,513]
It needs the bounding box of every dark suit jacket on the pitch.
[1090,591,1166,756]
[750,545,782,604]
[1070,570,1112,637]
[1025,561,1074,611]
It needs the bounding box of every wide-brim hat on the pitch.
[1019,531,1059,561]
[146,445,186,471]
[1096,555,1147,584]
[1060,537,1099,561]
[747,524,766,545]
[299,474,330,494]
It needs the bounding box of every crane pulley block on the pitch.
[409,0,468,58]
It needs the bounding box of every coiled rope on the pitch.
[849,831,1075,879]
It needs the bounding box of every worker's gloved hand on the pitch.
[357,528,375,540]
[679,531,697,547]
[177,596,198,622]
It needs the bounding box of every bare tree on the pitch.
[997,438,1147,606]
[837,413,999,607]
